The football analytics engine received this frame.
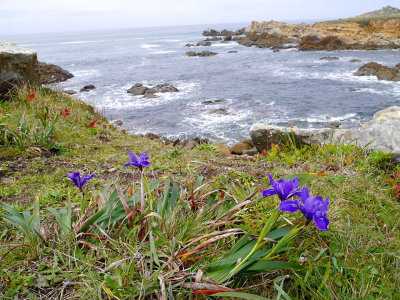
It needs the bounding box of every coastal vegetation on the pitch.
[332,5,400,25]
[1,87,400,299]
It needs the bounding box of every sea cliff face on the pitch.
[240,19,400,50]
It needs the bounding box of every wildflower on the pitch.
[28,91,34,101]
[68,171,94,197]
[261,150,267,156]
[89,119,97,128]
[279,186,329,231]
[123,149,150,171]
[61,108,70,117]
[262,174,301,201]
[248,157,253,162]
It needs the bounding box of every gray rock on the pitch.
[80,84,96,92]
[324,121,340,129]
[63,90,77,95]
[186,51,198,56]
[0,42,41,95]
[242,148,259,156]
[196,41,212,47]
[113,120,123,126]
[230,139,254,155]
[209,108,229,115]
[145,132,160,140]
[199,51,217,57]
[185,43,195,47]
[202,28,220,36]
[39,62,74,84]
[320,56,339,60]
[354,62,400,81]
[228,50,238,53]
[249,106,400,162]
[127,83,148,95]
[349,59,361,63]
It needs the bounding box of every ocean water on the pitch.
[3,24,400,144]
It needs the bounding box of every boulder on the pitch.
[209,108,229,115]
[202,28,220,36]
[228,50,238,53]
[38,62,74,84]
[127,83,178,96]
[185,44,195,47]
[198,51,217,57]
[186,51,217,57]
[196,41,212,47]
[205,37,222,41]
[395,62,400,70]
[145,132,160,140]
[353,62,400,81]
[320,56,339,60]
[224,35,232,41]
[63,90,77,95]
[80,84,96,92]
[0,42,40,95]
[230,139,254,155]
[156,83,178,93]
[249,106,400,162]
[202,99,225,105]
[127,83,148,95]
[213,142,231,156]
[349,59,361,63]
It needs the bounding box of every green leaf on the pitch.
[161,177,171,217]
[212,292,270,299]
[244,261,302,272]
[79,207,107,232]
[149,230,160,267]
[168,182,179,211]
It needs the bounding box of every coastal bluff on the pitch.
[0,42,40,95]
[236,19,400,50]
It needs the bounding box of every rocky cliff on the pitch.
[238,18,400,50]
[0,42,40,95]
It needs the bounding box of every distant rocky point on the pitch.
[201,6,400,51]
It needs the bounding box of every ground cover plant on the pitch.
[0,86,400,299]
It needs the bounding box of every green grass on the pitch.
[1,86,400,299]
[328,14,400,26]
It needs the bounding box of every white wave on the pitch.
[211,42,234,47]
[301,113,357,123]
[74,69,101,78]
[140,44,161,49]
[166,39,181,42]
[57,40,98,45]
[150,50,176,54]
[95,81,200,110]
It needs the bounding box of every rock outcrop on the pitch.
[80,84,96,92]
[186,51,217,57]
[0,42,40,95]
[249,106,400,162]
[235,18,400,51]
[353,62,400,81]
[39,62,74,84]
[127,83,179,97]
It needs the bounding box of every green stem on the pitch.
[228,210,281,277]
[140,170,145,214]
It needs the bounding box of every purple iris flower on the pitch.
[68,171,94,196]
[262,175,302,201]
[280,186,330,231]
[123,149,151,171]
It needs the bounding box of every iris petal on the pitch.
[262,189,277,197]
[280,200,300,213]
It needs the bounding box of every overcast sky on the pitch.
[1,0,399,35]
